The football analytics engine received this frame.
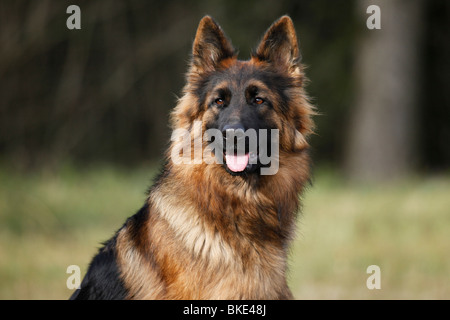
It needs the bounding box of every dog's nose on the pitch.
[222,124,245,138]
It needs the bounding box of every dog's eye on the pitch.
[215,98,225,106]
[254,97,264,105]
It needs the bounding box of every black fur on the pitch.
[69,235,128,300]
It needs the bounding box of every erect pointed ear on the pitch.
[255,16,300,75]
[190,16,235,74]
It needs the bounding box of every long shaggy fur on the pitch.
[70,15,314,300]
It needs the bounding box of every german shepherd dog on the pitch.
[70,15,314,300]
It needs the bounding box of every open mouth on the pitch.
[223,151,258,174]
[203,125,274,176]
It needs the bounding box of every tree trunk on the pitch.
[345,0,423,182]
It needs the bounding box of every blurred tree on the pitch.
[0,0,448,174]
[420,0,450,171]
[345,0,424,181]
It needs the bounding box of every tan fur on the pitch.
[115,15,314,300]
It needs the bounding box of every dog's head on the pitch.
[170,16,314,177]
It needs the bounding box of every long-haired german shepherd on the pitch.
[70,15,314,300]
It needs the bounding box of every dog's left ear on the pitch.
[255,16,300,75]
[190,16,236,75]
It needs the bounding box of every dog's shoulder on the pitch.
[69,231,128,300]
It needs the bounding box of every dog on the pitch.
[70,15,314,300]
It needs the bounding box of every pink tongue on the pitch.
[225,153,249,172]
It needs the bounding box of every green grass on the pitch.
[0,165,449,299]
[290,171,450,299]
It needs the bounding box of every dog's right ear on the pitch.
[190,16,235,75]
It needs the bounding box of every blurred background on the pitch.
[0,0,448,299]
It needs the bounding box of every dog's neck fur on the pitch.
[139,152,309,299]
[154,148,310,256]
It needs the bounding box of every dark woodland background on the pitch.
[1,0,450,300]
[0,0,448,179]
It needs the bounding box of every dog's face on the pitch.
[172,16,314,177]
